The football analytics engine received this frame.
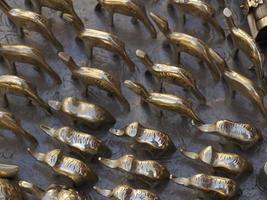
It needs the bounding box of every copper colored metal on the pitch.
[0,163,19,178]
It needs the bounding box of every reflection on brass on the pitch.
[194,119,262,148]
[223,8,266,91]
[241,0,267,43]
[170,173,239,199]
[223,69,267,119]
[0,75,51,114]
[168,0,225,38]
[58,52,130,111]
[98,154,169,185]
[28,148,97,185]
[19,181,88,200]
[181,146,252,175]
[0,110,38,146]
[0,179,24,200]
[109,122,175,155]
[48,96,116,128]
[150,12,221,81]
[256,161,267,192]
[40,125,110,156]
[94,184,160,200]
[0,0,63,51]
[0,163,19,178]
[0,43,61,84]
[95,0,157,38]
[136,49,206,104]
[124,80,203,124]
[62,13,135,72]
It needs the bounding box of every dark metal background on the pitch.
[0,0,267,199]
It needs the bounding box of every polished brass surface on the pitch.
[95,0,157,38]
[170,173,239,199]
[136,49,206,104]
[0,110,38,146]
[98,154,170,185]
[149,12,221,81]
[109,121,175,156]
[168,0,225,38]
[58,52,130,111]
[0,178,24,200]
[181,146,252,175]
[28,148,98,185]
[48,96,116,128]
[0,75,51,114]
[62,13,135,72]
[19,181,88,200]
[0,0,63,51]
[194,119,262,148]
[0,43,61,83]
[40,125,110,156]
[0,163,19,178]
[124,80,203,124]
[94,184,160,200]
[223,8,266,91]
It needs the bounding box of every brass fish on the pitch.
[94,184,160,200]
[170,173,239,199]
[0,179,24,200]
[28,148,98,185]
[0,43,61,83]
[40,125,110,156]
[168,0,225,37]
[0,110,38,146]
[48,96,116,128]
[149,12,221,81]
[124,80,203,124]
[98,154,170,184]
[58,52,130,111]
[0,0,63,51]
[223,8,266,91]
[0,75,51,114]
[109,122,175,155]
[62,13,135,72]
[95,0,157,38]
[136,49,206,104]
[194,119,262,148]
[0,163,19,178]
[181,146,252,175]
[19,181,88,200]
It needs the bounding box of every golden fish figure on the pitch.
[0,43,61,83]
[168,0,225,38]
[194,119,262,148]
[48,96,116,128]
[0,163,19,178]
[124,80,203,124]
[0,179,25,200]
[170,173,239,199]
[0,110,38,146]
[98,154,170,185]
[136,49,206,104]
[109,122,175,155]
[28,148,98,185]
[19,181,88,200]
[58,52,130,111]
[0,75,51,114]
[94,184,160,200]
[0,0,63,51]
[223,69,267,119]
[181,146,252,175]
[223,8,266,91]
[40,125,110,156]
[149,12,221,81]
[62,13,135,72]
[95,0,157,38]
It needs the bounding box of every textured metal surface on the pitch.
[0,0,267,199]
